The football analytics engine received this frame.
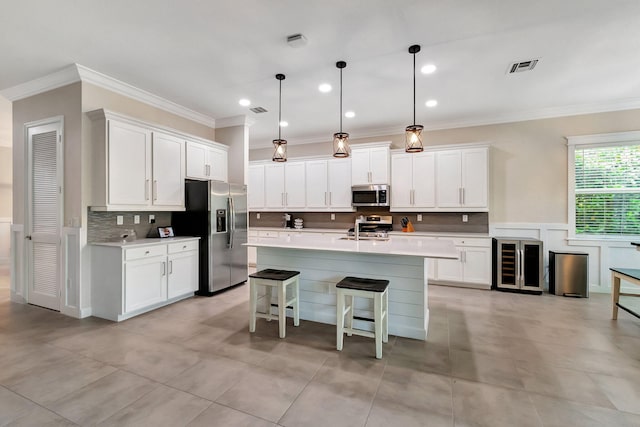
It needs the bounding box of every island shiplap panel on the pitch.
[256,246,429,339]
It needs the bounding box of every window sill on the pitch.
[567,236,639,247]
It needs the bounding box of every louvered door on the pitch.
[27,120,62,311]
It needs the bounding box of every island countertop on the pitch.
[245,234,458,259]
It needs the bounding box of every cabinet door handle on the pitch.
[169,260,173,274]
[462,188,465,205]
[145,179,150,200]
[162,261,166,276]
[324,192,327,206]
[329,192,332,206]
[207,165,211,176]
[204,165,207,177]
[286,193,288,206]
[281,192,284,206]
[153,180,158,201]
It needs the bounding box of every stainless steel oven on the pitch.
[351,184,389,207]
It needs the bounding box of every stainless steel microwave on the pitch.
[351,185,390,207]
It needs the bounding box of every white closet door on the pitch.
[27,121,62,311]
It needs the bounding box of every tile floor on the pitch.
[0,275,639,426]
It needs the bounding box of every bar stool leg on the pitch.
[264,287,273,321]
[336,289,345,351]
[383,289,389,343]
[346,294,354,336]
[293,277,300,327]
[374,292,383,359]
[249,279,257,333]
[278,283,286,338]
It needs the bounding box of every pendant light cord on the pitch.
[412,50,416,127]
[278,78,282,140]
[339,67,343,133]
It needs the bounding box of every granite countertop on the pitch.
[249,226,490,239]
[245,234,458,259]
[92,236,200,248]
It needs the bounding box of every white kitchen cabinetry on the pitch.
[186,140,228,182]
[435,147,488,210]
[306,159,353,210]
[351,143,391,185]
[264,162,306,209]
[390,152,435,210]
[152,132,185,208]
[88,109,222,211]
[434,237,491,288]
[248,164,265,210]
[91,238,199,321]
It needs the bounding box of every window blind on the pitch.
[574,144,640,235]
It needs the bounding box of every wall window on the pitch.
[568,131,640,237]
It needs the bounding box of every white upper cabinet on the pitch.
[248,164,265,210]
[390,152,435,211]
[435,147,488,211]
[305,159,352,210]
[185,140,228,182]
[88,109,222,211]
[107,120,151,207]
[152,132,185,208]
[264,162,306,209]
[351,143,391,185]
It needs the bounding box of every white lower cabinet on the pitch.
[92,238,199,321]
[434,237,492,288]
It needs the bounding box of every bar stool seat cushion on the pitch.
[336,276,389,293]
[249,269,300,281]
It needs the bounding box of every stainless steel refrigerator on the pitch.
[172,180,248,295]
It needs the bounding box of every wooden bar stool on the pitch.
[249,269,300,338]
[336,276,389,359]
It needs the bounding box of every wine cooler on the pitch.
[492,238,543,294]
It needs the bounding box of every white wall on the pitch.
[0,95,12,276]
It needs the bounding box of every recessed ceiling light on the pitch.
[421,64,437,74]
[345,111,355,118]
[239,99,251,106]
[279,121,288,127]
[318,83,332,93]
[425,99,438,107]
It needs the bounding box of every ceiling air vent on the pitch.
[250,106,268,114]
[508,59,539,74]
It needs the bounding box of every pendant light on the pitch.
[333,61,350,158]
[272,73,287,162]
[405,45,424,153]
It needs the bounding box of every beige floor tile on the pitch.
[4,405,77,427]
[529,393,640,427]
[98,384,211,427]
[186,402,276,427]
[451,349,524,390]
[366,400,454,427]
[48,370,159,425]
[2,354,116,405]
[216,366,308,422]
[516,360,615,408]
[279,381,373,427]
[0,386,38,425]
[166,356,251,401]
[452,379,543,427]
[387,341,451,376]
[589,372,640,415]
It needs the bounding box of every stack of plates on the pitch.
[294,218,304,229]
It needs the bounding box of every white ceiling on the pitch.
[2,0,640,148]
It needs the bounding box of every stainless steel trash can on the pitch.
[549,251,589,297]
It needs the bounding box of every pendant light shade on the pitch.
[333,61,350,158]
[272,73,287,162]
[405,45,424,153]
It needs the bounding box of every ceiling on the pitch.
[2,0,640,149]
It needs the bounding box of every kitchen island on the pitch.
[245,234,458,340]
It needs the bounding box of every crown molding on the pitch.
[76,64,215,127]
[0,63,216,128]
[215,115,255,128]
[0,64,80,101]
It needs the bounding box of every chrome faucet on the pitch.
[354,215,364,241]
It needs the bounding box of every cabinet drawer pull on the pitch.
[162,261,166,276]
[145,179,150,200]
[183,245,187,249]
[145,250,150,255]
[169,260,173,274]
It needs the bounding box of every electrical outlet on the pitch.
[257,213,261,219]
[116,215,123,225]
[331,213,336,220]
[134,215,140,224]
[149,214,155,224]
[462,214,468,223]
[417,214,423,222]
